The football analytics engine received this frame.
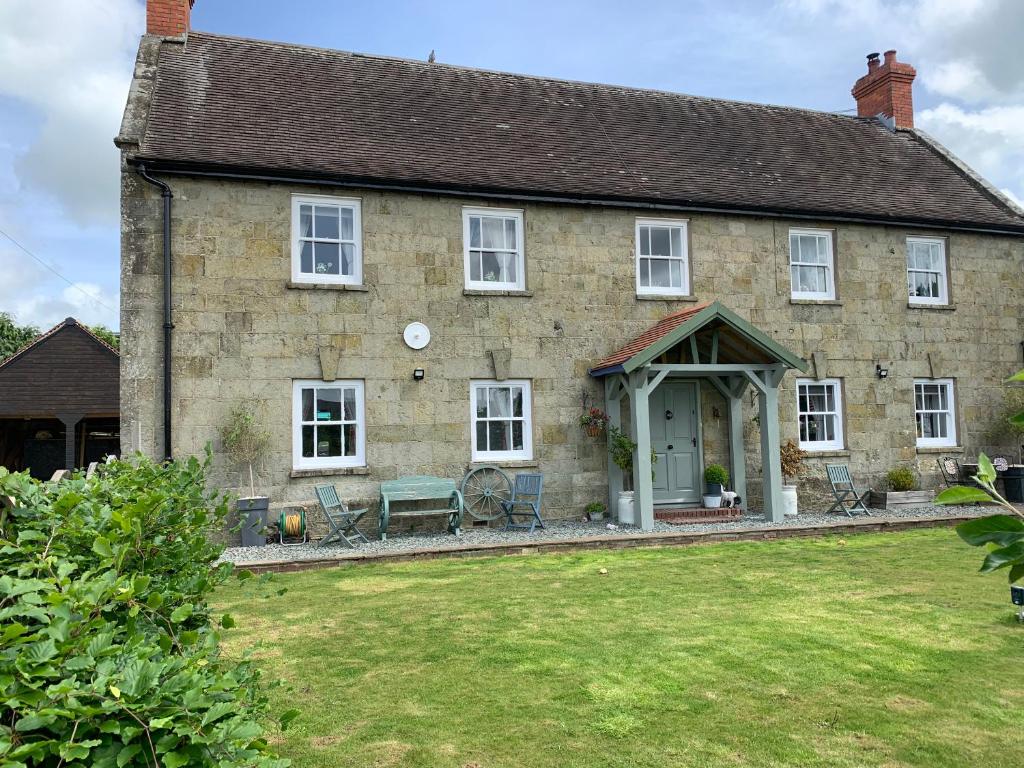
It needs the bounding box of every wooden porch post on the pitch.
[756,370,785,522]
[630,371,655,531]
[604,376,624,513]
[728,378,748,508]
[56,412,83,472]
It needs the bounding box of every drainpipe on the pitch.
[136,164,174,462]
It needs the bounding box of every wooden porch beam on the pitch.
[649,363,784,374]
[710,328,719,364]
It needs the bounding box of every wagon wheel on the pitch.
[461,465,512,521]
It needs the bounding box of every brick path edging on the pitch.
[233,515,974,575]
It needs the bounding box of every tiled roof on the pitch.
[593,303,711,371]
[134,32,1024,233]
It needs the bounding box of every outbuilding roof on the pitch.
[128,32,1024,234]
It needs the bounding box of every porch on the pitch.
[589,301,808,530]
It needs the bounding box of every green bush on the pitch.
[0,451,294,767]
[887,466,917,492]
[704,464,729,486]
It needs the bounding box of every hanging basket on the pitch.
[585,424,603,438]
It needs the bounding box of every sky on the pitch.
[0,0,1021,332]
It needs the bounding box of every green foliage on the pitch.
[703,463,729,486]
[780,439,806,483]
[886,466,917,492]
[220,401,272,498]
[584,502,606,516]
[88,324,119,349]
[937,370,1024,585]
[606,427,657,490]
[0,452,292,767]
[0,312,39,362]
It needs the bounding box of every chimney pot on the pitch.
[147,0,194,37]
[852,47,917,129]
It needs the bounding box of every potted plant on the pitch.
[606,427,658,525]
[868,466,933,509]
[703,464,729,508]
[780,439,806,517]
[579,407,610,437]
[220,400,273,547]
[585,501,606,522]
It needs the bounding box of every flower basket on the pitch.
[585,423,603,437]
[579,407,609,438]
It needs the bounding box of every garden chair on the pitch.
[937,457,975,487]
[500,473,545,532]
[825,464,871,517]
[315,484,369,548]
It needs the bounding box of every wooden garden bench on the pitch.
[378,476,464,541]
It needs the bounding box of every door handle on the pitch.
[667,445,673,450]
[692,437,697,447]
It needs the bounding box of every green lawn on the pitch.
[215,529,1024,767]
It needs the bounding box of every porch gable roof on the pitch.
[589,301,808,376]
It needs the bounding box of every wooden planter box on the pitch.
[868,489,934,510]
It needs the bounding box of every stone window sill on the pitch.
[290,466,371,479]
[636,293,700,302]
[790,298,842,306]
[469,460,540,469]
[907,302,955,311]
[800,449,851,458]
[463,289,534,297]
[287,281,370,292]
[916,445,964,455]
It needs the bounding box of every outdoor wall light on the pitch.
[875,364,889,379]
[413,368,425,381]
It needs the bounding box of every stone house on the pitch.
[118,0,1024,533]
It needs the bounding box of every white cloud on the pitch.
[0,0,143,225]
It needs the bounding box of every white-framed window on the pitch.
[635,218,690,295]
[470,379,533,461]
[796,379,844,451]
[292,380,365,470]
[291,195,362,285]
[907,236,948,305]
[789,229,835,300]
[914,379,957,448]
[462,208,525,290]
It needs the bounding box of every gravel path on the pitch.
[217,504,988,566]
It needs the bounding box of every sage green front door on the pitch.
[650,380,702,504]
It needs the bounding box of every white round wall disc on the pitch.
[403,322,431,350]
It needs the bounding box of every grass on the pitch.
[215,529,1024,767]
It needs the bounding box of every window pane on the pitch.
[512,421,524,450]
[512,387,523,417]
[639,258,650,287]
[488,421,510,451]
[489,387,511,417]
[301,388,314,421]
[649,227,671,257]
[789,233,799,261]
[670,227,683,257]
[670,260,682,288]
[470,252,482,281]
[476,420,488,450]
[649,259,672,287]
[299,204,313,238]
[640,226,651,256]
[340,243,355,276]
[475,388,488,418]
[314,205,339,239]
[302,425,315,457]
[343,388,356,421]
[481,251,502,282]
[482,217,504,249]
[316,388,342,421]
[317,425,342,457]
[314,242,340,275]
[343,424,357,457]
[504,218,517,250]
[299,242,313,273]
[824,413,835,441]
[469,216,481,248]
[339,207,354,240]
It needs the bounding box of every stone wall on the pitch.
[120,171,1024,535]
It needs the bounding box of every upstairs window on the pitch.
[789,229,835,300]
[291,195,362,285]
[470,380,533,461]
[907,237,948,305]
[914,379,957,448]
[292,380,365,470]
[635,218,690,296]
[463,208,525,290]
[796,379,844,451]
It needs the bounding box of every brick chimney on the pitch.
[851,50,917,129]
[147,0,195,37]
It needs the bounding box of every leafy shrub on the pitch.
[0,451,294,767]
[585,502,606,517]
[780,440,806,484]
[220,401,272,499]
[704,464,729,486]
[886,466,917,492]
[606,427,658,490]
